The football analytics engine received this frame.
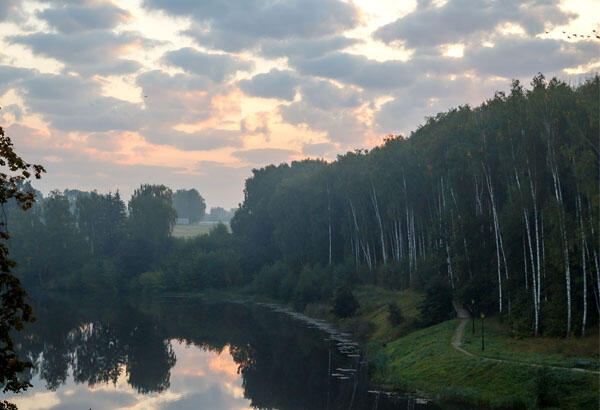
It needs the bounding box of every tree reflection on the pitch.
[13,295,408,410]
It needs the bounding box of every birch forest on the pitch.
[231,74,600,337]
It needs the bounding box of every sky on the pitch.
[0,0,598,208]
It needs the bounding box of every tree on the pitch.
[0,122,45,393]
[172,189,205,224]
[124,185,176,275]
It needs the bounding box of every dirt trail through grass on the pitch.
[451,307,599,374]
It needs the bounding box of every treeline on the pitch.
[9,74,599,337]
[7,184,244,292]
[231,74,599,337]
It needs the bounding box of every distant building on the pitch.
[176,217,190,225]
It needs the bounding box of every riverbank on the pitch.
[329,287,599,409]
[164,285,599,408]
[199,285,598,409]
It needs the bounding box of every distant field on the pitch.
[172,222,230,238]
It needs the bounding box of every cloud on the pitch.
[292,53,414,90]
[143,0,360,52]
[464,37,600,78]
[36,1,131,33]
[231,148,298,165]
[301,142,338,158]
[374,0,576,48]
[162,47,252,82]
[299,78,363,110]
[0,0,24,22]
[0,65,33,95]
[259,36,360,59]
[374,75,506,135]
[238,69,298,101]
[8,31,149,76]
[17,71,142,132]
[142,128,245,151]
[280,101,369,146]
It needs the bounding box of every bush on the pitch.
[292,265,322,310]
[419,279,453,326]
[138,270,167,293]
[332,285,359,318]
[387,302,404,325]
[252,261,287,298]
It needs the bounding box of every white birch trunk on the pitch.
[371,185,387,264]
[524,209,539,335]
[577,195,587,337]
[485,168,503,313]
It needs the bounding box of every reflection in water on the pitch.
[2,294,439,409]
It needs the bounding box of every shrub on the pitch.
[387,302,404,325]
[138,270,167,293]
[332,285,359,318]
[419,279,453,326]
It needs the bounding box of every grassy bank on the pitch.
[298,286,599,409]
[460,317,598,369]
[179,285,598,408]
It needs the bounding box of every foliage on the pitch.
[419,280,454,326]
[0,123,45,394]
[387,302,404,325]
[332,285,359,318]
[172,188,206,224]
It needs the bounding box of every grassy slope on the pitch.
[460,317,598,369]
[340,286,599,409]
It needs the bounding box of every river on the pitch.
[2,293,442,409]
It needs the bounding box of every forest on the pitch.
[7,74,600,338]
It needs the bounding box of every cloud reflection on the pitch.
[5,341,251,410]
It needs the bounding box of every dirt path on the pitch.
[450,309,599,375]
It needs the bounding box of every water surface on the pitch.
[3,294,440,409]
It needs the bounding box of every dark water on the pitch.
[2,294,441,410]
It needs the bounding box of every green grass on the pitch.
[461,317,599,369]
[350,285,423,342]
[171,222,230,238]
[369,319,599,409]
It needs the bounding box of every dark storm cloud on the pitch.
[238,69,299,101]
[36,1,131,33]
[232,148,298,165]
[464,37,600,78]
[374,0,576,48]
[8,31,149,76]
[162,47,252,82]
[143,0,360,52]
[259,36,360,59]
[292,53,414,90]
